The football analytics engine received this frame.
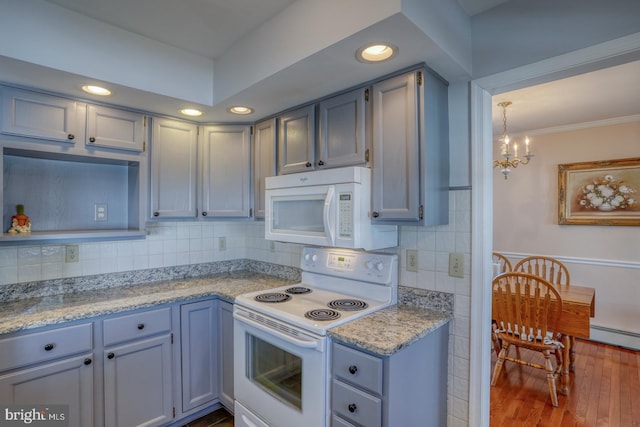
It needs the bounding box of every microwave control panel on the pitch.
[338,192,353,237]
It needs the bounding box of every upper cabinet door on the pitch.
[200,125,251,218]
[371,71,421,222]
[86,105,145,152]
[278,105,315,174]
[150,118,198,218]
[317,88,369,169]
[253,119,276,219]
[0,86,82,143]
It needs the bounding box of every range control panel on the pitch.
[301,247,398,285]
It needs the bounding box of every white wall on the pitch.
[493,120,640,347]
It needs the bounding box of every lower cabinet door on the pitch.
[0,354,94,427]
[218,300,234,411]
[104,335,173,427]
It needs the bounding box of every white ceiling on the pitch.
[4,0,639,133]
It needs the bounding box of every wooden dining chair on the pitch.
[491,272,565,407]
[491,253,513,355]
[514,256,570,286]
[492,252,512,274]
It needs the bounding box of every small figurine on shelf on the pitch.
[7,204,31,234]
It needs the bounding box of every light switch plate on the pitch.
[448,253,464,278]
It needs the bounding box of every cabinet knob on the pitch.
[348,365,358,375]
[305,162,312,167]
[89,137,96,143]
[202,211,208,217]
[44,343,55,351]
[318,160,325,166]
[137,323,145,330]
[153,212,160,217]
[84,358,92,365]
[67,134,75,140]
[348,403,357,413]
[372,212,380,218]
[107,352,115,359]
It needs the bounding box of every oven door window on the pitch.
[248,334,302,410]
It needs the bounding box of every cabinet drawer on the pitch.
[0,323,93,372]
[332,380,382,427]
[332,343,383,395]
[103,307,171,346]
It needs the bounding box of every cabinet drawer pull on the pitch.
[107,352,115,359]
[348,403,357,413]
[305,162,312,167]
[44,343,55,351]
[348,365,358,374]
[89,137,96,143]
[318,160,325,166]
[67,134,75,140]
[84,358,92,365]
[137,323,145,330]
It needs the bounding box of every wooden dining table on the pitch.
[492,283,596,395]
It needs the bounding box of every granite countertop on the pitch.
[0,271,294,335]
[328,304,451,356]
[0,263,453,357]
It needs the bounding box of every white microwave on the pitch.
[264,167,397,250]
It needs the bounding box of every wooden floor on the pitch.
[490,338,640,427]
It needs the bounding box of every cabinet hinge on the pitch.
[419,205,424,220]
[171,333,174,344]
[364,88,369,102]
[143,116,147,127]
[173,408,176,418]
[365,148,370,162]
[417,71,423,86]
[249,208,253,217]
[250,125,254,135]
[143,141,146,152]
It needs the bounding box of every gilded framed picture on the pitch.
[558,157,640,226]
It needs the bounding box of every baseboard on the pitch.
[589,325,640,350]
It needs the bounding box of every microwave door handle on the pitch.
[323,186,336,245]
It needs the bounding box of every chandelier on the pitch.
[493,101,534,179]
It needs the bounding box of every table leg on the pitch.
[569,336,576,372]
[561,335,571,395]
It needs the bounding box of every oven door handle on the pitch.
[234,309,322,350]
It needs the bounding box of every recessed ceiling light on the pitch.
[179,108,203,117]
[228,106,254,115]
[356,43,398,63]
[82,85,112,96]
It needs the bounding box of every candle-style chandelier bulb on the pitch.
[493,101,534,179]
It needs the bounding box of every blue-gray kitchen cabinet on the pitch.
[331,322,449,427]
[370,68,449,226]
[217,300,234,411]
[0,323,94,427]
[277,104,316,174]
[253,118,277,219]
[179,299,219,414]
[103,307,174,427]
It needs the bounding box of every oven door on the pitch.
[233,307,329,427]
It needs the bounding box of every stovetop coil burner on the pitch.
[327,299,369,311]
[285,286,312,294]
[304,309,341,321]
[254,293,292,303]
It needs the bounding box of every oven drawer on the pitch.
[331,379,382,427]
[332,342,383,395]
[103,307,172,346]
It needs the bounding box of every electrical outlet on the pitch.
[94,203,108,221]
[218,237,227,251]
[406,249,418,272]
[449,252,464,278]
[269,241,276,252]
[65,245,79,263]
